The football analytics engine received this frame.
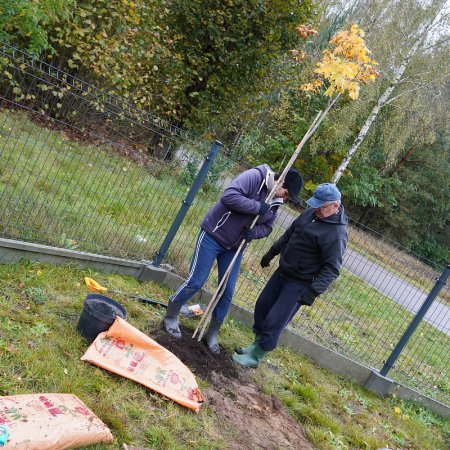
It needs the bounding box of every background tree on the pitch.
[161,0,317,129]
[0,0,74,54]
[331,0,449,183]
[0,0,317,127]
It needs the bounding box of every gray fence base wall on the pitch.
[0,238,142,277]
[0,238,448,418]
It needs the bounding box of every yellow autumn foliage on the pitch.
[301,24,379,99]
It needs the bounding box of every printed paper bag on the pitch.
[0,393,113,449]
[81,317,204,412]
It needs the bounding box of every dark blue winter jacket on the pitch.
[268,206,348,304]
[200,164,281,249]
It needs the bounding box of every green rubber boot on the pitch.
[234,335,260,355]
[232,343,269,368]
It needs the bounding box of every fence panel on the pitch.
[0,43,448,407]
[0,42,232,262]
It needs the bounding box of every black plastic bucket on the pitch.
[77,293,126,342]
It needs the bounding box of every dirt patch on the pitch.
[206,373,313,450]
[150,323,313,450]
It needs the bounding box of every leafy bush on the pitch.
[0,0,74,54]
[0,0,316,126]
[411,236,450,269]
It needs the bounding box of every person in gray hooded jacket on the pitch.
[233,183,348,367]
[163,164,304,353]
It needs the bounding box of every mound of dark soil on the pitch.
[206,373,313,450]
[148,323,240,382]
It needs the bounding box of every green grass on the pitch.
[0,108,449,405]
[0,109,209,260]
[0,260,448,449]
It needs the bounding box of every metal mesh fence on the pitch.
[0,43,448,406]
[0,42,243,262]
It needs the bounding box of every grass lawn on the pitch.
[0,260,448,449]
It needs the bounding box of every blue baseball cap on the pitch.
[306,183,341,208]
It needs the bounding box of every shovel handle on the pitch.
[84,277,166,308]
[109,290,167,308]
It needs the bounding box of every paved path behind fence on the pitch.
[343,249,450,335]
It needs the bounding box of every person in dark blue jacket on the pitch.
[163,165,304,353]
[233,183,348,368]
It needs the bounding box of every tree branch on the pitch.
[382,85,428,106]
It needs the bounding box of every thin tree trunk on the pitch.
[388,145,415,175]
[357,205,372,225]
[331,81,397,183]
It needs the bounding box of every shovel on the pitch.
[84,277,167,308]
[83,277,205,317]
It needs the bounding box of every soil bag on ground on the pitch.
[0,393,113,449]
[81,317,204,412]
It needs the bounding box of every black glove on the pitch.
[242,228,256,242]
[298,288,318,306]
[258,201,270,215]
[260,252,274,268]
